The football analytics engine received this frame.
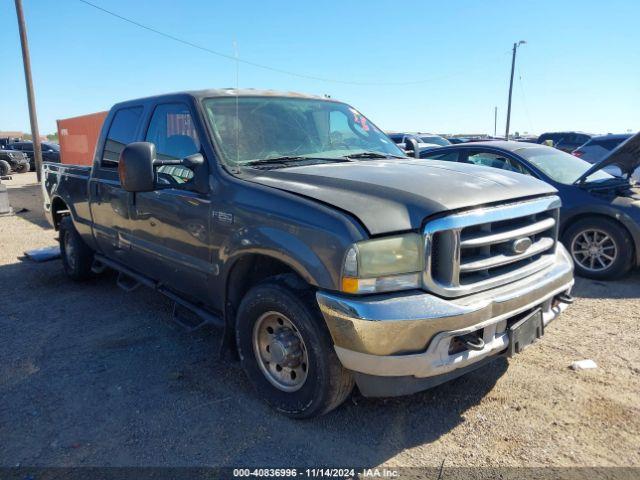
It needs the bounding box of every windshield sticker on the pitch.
[349,108,370,132]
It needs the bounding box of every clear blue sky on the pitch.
[1,0,638,136]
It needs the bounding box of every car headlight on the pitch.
[341,233,423,294]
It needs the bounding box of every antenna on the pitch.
[233,39,239,165]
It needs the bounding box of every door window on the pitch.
[145,103,200,186]
[466,151,529,174]
[101,107,143,168]
[420,151,459,162]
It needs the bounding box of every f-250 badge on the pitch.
[213,210,233,224]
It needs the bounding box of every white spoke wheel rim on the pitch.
[570,228,617,272]
[252,311,309,392]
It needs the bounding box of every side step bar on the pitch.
[95,254,224,331]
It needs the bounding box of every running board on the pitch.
[95,254,224,332]
[116,272,141,292]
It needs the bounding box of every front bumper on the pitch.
[316,245,574,397]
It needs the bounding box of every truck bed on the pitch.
[42,161,92,230]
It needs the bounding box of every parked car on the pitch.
[0,148,30,175]
[537,132,594,153]
[387,132,450,153]
[572,133,633,164]
[10,141,60,169]
[43,89,574,417]
[420,139,640,279]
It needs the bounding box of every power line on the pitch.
[78,0,498,87]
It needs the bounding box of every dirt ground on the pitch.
[1,172,639,468]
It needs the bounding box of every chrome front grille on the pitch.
[423,196,561,297]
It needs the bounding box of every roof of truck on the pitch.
[189,88,328,99]
[117,88,331,105]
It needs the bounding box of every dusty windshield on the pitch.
[203,96,404,166]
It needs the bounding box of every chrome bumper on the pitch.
[316,245,574,382]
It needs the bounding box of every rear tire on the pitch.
[235,275,354,418]
[59,216,94,281]
[563,217,633,280]
[0,160,10,176]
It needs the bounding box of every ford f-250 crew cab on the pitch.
[43,89,574,418]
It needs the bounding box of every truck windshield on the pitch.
[203,97,404,166]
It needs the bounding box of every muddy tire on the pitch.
[235,275,354,418]
[0,160,10,176]
[15,162,30,174]
[59,216,94,281]
[563,217,633,280]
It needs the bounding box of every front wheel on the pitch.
[15,162,30,174]
[563,217,633,280]
[59,216,94,281]
[0,160,10,176]
[235,276,354,418]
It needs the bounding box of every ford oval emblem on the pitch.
[511,237,532,255]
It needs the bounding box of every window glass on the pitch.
[515,146,612,184]
[145,103,200,185]
[102,107,143,168]
[203,97,403,166]
[593,138,629,151]
[576,134,591,145]
[419,135,451,146]
[420,151,459,162]
[466,151,522,172]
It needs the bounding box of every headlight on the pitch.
[341,233,423,294]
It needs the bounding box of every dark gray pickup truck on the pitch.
[43,89,574,417]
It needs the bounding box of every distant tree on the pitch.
[47,133,59,142]
[23,133,32,140]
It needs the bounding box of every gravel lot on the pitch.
[1,172,639,468]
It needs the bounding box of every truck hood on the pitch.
[576,131,640,184]
[243,159,557,235]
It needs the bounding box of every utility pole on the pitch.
[14,0,43,182]
[494,106,497,138]
[505,40,526,141]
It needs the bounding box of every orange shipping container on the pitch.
[57,111,108,166]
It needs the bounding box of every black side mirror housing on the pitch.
[181,153,204,169]
[119,142,156,192]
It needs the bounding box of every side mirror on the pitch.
[181,153,204,169]
[118,142,156,192]
[405,137,421,158]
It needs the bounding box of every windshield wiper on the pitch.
[242,156,352,170]
[344,152,404,159]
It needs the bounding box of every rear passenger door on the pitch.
[126,102,213,302]
[89,106,143,260]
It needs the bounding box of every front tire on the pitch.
[15,162,30,174]
[59,216,94,281]
[563,217,633,279]
[0,160,10,176]
[235,276,354,418]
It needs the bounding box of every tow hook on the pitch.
[456,333,485,351]
[557,293,575,304]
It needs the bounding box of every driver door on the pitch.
[126,102,213,302]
